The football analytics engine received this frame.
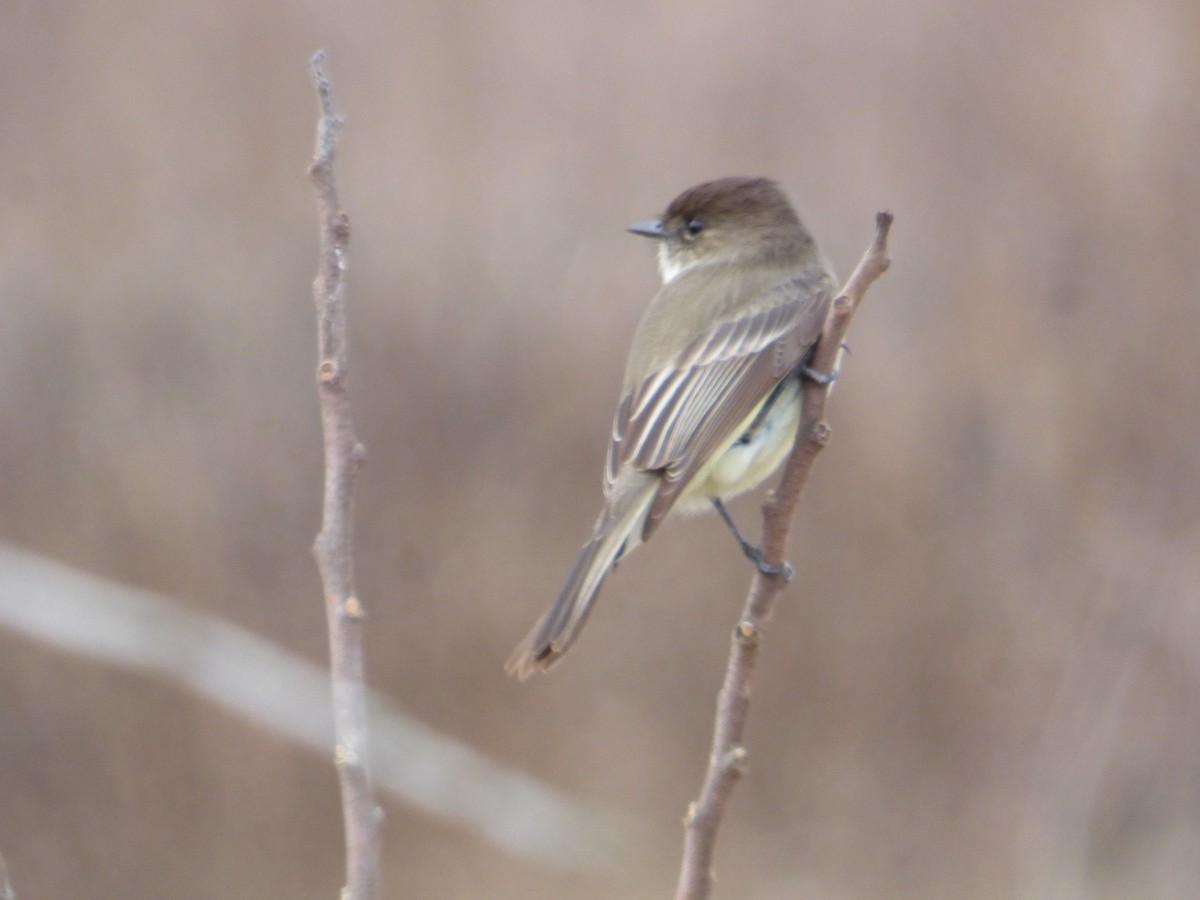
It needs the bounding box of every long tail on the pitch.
[506,476,657,679]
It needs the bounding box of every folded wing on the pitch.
[607,266,833,538]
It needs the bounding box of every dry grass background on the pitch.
[2,2,1198,898]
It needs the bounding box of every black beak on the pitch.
[626,219,666,239]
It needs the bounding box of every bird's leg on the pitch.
[800,364,837,385]
[711,497,794,580]
[800,341,850,385]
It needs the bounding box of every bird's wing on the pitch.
[606,266,833,539]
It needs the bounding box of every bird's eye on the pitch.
[683,219,705,239]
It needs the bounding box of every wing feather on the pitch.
[604,265,833,535]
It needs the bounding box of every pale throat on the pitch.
[658,244,734,284]
[658,244,705,284]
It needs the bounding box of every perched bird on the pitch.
[508,177,836,679]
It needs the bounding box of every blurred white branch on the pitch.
[0,852,15,900]
[0,542,640,872]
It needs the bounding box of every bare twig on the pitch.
[676,212,894,900]
[308,50,381,900]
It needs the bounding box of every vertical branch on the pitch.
[675,212,894,900]
[308,50,381,900]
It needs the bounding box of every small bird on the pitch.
[507,177,836,679]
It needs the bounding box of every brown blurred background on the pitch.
[2,1,1198,898]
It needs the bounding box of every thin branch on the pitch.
[308,50,381,900]
[676,212,894,900]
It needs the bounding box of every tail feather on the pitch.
[506,477,656,679]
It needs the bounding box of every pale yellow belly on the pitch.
[675,377,802,514]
